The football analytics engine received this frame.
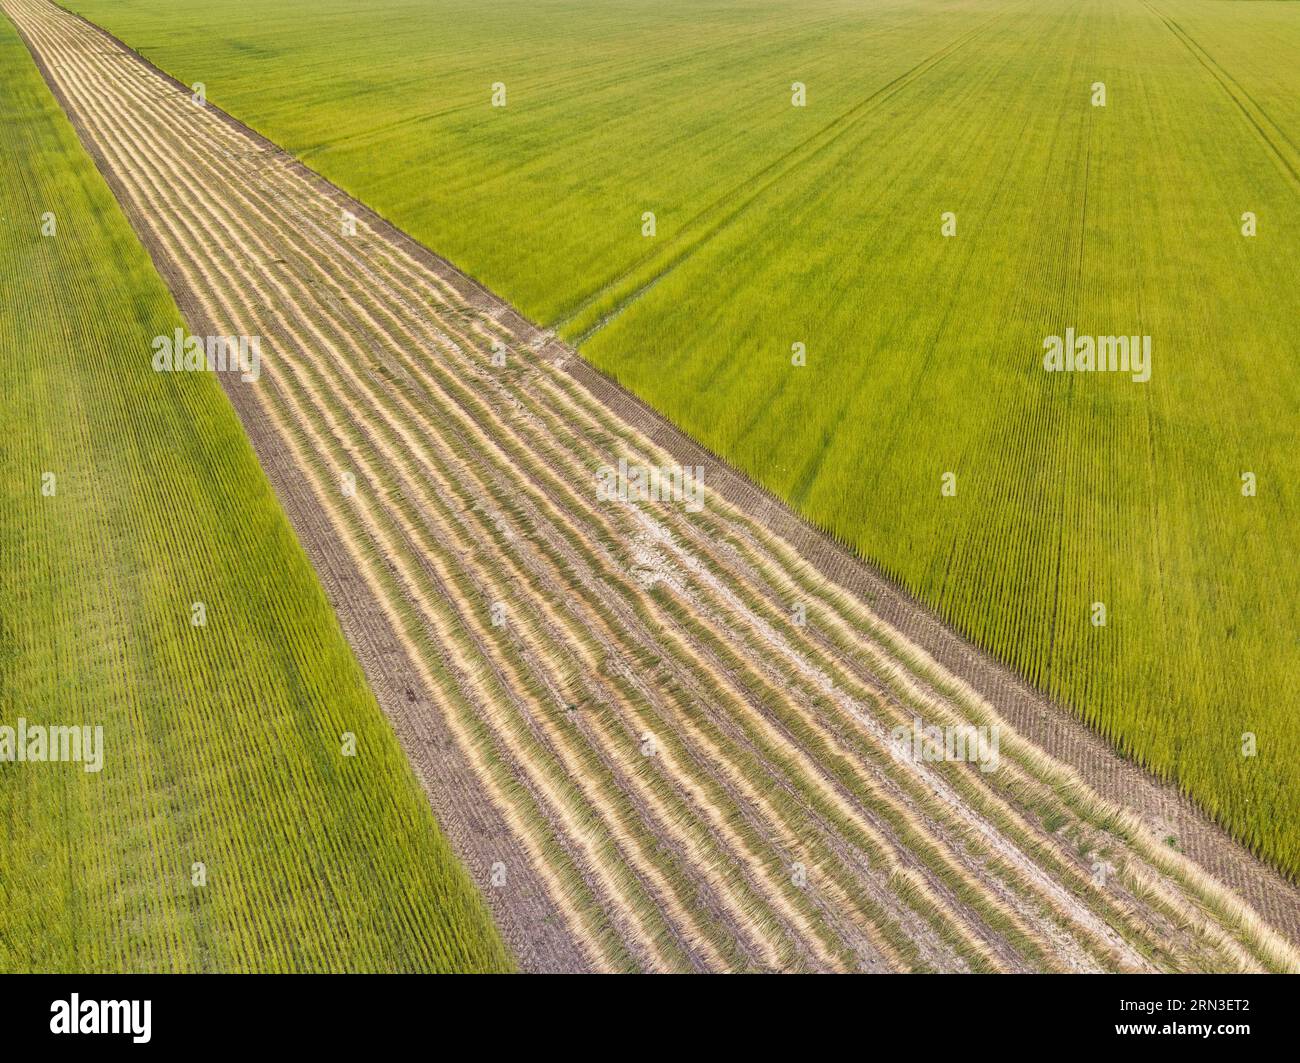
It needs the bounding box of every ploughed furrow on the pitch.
[10,0,1300,972]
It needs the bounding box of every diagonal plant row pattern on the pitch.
[7,0,1298,971]
[0,7,510,973]
[59,0,1300,888]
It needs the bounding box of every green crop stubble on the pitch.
[0,15,511,972]
[60,0,1300,881]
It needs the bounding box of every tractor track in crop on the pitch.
[10,0,1300,971]
[1142,0,1300,191]
[556,3,1023,342]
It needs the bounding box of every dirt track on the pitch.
[9,0,1299,972]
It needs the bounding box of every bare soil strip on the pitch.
[11,0,1298,971]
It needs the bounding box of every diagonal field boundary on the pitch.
[11,0,1300,968]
